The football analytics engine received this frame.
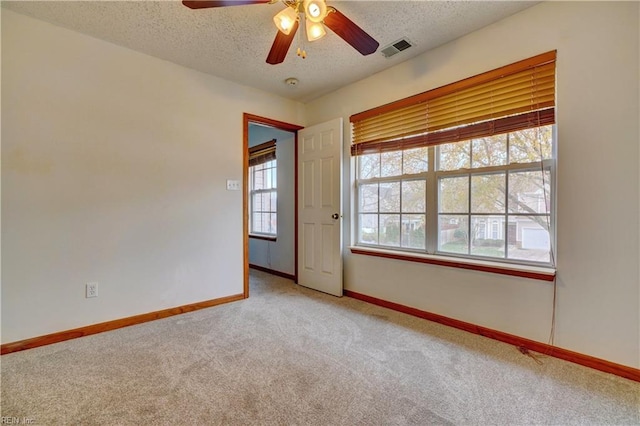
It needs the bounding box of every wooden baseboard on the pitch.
[249,264,295,281]
[344,290,640,382]
[1,293,245,355]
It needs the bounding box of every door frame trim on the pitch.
[243,113,304,298]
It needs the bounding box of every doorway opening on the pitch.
[243,114,303,298]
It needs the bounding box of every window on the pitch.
[436,129,552,263]
[351,52,556,268]
[358,149,428,250]
[249,140,277,237]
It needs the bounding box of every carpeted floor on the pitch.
[1,270,639,425]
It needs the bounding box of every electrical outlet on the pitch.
[86,282,98,298]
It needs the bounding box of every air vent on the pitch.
[380,38,413,58]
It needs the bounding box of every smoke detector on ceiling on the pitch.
[380,38,413,58]
[284,77,299,87]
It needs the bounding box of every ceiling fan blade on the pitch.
[182,1,271,9]
[266,21,299,65]
[323,7,379,56]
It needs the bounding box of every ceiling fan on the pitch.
[182,0,380,65]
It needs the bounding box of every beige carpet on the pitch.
[1,270,639,425]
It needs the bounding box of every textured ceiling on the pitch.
[2,1,538,103]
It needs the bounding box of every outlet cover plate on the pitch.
[86,282,98,298]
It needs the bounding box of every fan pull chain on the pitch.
[296,12,307,59]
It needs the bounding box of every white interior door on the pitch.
[298,118,343,296]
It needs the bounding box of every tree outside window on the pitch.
[356,125,554,265]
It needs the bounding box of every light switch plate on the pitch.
[226,179,241,191]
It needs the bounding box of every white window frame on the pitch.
[353,128,556,268]
[249,159,277,238]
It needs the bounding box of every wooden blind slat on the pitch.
[350,51,556,154]
[427,84,556,120]
[351,50,556,123]
[427,97,555,132]
[427,72,555,116]
[351,108,555,156]
[354,117,428,142]
[249,139,276,166]
[353,111,427,136]
[353,103,427,138]
[428,62,555,106]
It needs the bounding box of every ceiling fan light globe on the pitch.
[306,20,326,42]
[273,7,297,35]
[303,0,327,23]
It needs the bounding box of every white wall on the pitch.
[305,1,640,368]
[248,125,295,276]
[1,9,304,344]
[3,3,639,369]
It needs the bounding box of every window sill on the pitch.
[249,234,277,242]
[349,246,556,281]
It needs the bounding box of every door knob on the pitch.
[332,213,340,220]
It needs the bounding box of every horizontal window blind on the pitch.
[351,51,556,155]
[249,139,276,166]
